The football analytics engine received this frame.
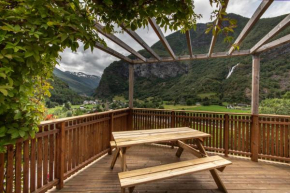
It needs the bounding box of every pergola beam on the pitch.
[121,24,161,61]
[251,14,290,53]
[95,23,147,62]
[94,42,133,63]
[149,18,177,60]
[208,0,229,57]
[132,49,250,64]
[256,34,290,53]
[186,31,193,58]
[228,0,274,55]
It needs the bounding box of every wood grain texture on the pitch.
[50,144,290,193]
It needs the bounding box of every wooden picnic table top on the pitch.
[112,127,211,148]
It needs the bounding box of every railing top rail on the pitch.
[39,108,129,126]
[133,108,252,116]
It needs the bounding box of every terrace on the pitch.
[1,0,290,193]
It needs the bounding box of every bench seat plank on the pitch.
[119,156,231,188]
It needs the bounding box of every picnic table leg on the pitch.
[110,147,120,169]
[121,147,127,172]
[195,139,228,193]
[129,186,135,193]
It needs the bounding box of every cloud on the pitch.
[59,0,290,76]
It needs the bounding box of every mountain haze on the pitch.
[53,68,100,96]
[95,14,290,103]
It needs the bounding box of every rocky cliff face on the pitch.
[134,62,189,79]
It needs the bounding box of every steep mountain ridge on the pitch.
[53,68,100,96]
[95,14,290,103]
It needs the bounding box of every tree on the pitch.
[65,102,72,110]
[260,99,290,115]
[0,0,233,152]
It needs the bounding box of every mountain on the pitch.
[48,75,86,105]
[95,14,290,104]
[53,68,100,96]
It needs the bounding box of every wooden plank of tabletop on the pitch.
[113,128,195,139]
[115,131,210,147]
[113,127,190,137]
[115,130,202,143]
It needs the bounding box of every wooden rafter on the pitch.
[121,24,161,61]
[250,14,290,53]
[228,0,274,55]
[132,49,250,64]
[149,18,177,60]
[95,23,147,62]
[95,42,133,63]
[256,34,290,53]
[208,0,229,57]
[186,31,193,58]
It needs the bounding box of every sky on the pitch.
[57,0,290,76]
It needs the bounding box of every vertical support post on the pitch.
[251,54,260,115]
[56,122,65,189]
[109,113,114,155]
[224,114,229,157]
[128,64,134,131]
[251,54,260,162]
[171,111,175,128]
[251,115,259,162]
[129,64,134,109]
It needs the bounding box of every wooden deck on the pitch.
[49,144,290,193]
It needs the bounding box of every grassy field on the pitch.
[47,104,96,114]
[164,104,250,113]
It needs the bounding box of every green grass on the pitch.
[113,95,126,102]
[197,92,217,99]
[164,104,250,113]
[47,104,96,114]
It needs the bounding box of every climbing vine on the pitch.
[0,0,232,152]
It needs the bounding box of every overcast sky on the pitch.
[57,0,290,76]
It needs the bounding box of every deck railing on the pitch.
[132,108,290,162]
[0,108,130,193]
[1,108,289,192]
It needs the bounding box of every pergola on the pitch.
[94,0,290,116]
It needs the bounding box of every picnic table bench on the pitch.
[110,127,232,193]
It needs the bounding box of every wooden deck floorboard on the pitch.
[49,144,290,193]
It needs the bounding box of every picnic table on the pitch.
[110,127,231,193]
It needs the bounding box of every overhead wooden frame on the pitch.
[121,24,161,61]
[93,0,289,64]
[95,23,147,62]
[186,31,193,58]
[208,0,229,57]
[250,14,290,53]
[228,0,274,55]
[94,42,133,63]
[149,18,177,60]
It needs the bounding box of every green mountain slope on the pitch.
[48,75,86,105]
[95,14,290,103]
[53,68,100,96]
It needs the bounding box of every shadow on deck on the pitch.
[49,144,290,193]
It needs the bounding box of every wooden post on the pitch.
[224,114,229,157]
[56,122,65,189]
[171,111,175,128]
[128,109,133,131]
[109,113,114,155]
[251,54,260,115]
[129,64,134,109]
[251,115,259,162]
[251,54,260,162]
